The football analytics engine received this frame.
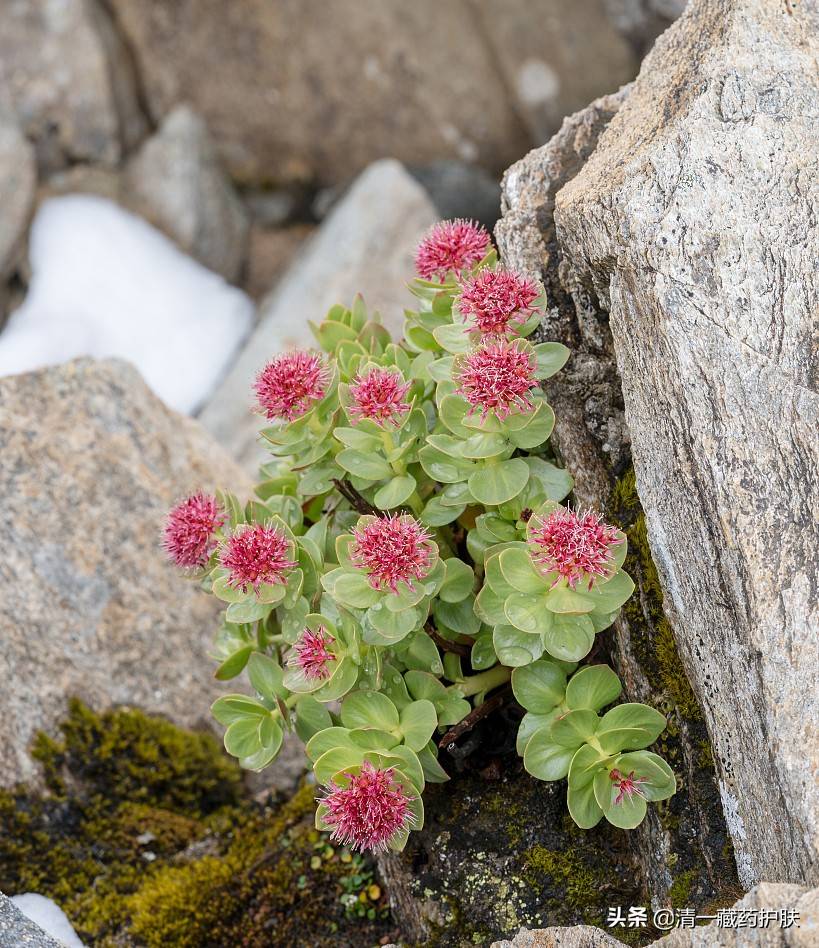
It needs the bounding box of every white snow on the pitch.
[0,195,254,414]
[11,893,85,947]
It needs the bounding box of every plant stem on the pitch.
[454,663,512,698]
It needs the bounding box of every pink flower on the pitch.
[415,219,491,282]
[457,268,541,336]
[322,762,414,852]
[348,367,411,427]
[529,507,622,589]
[220,524,297,593]
[254,350,330,421]
[163,493,223,569]
[350,514,435,593]
[289,627,335,681]
[453,340,538,420]
[609,769,648,806]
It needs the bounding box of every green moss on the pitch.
[521,845,601,916]
[0,701,392,948]
[668,869,697,908]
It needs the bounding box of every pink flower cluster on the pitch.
[163,493,224,569]
[220,524,297,593]
[350,514,434,593]
[323,763,414,852]
[254,350,329,421]
[289,627,335,681]
[414,219,491,282]
[454,341,538,420]
[609,768,648,806]
[348,367,411,427]
[529,507,622,589]
[457,268,540,336]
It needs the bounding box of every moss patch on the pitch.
[0,699,393,947]
[607,469,738,913]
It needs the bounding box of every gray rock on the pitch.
[603,1,687,56]
[0,0,146,172]
[199,159,437,470]
[409,160,501,230]
[556,0,819,887]
[0,358,304,791]
[124,106,249,283]
[490,883,819,947]
[107,0,637,187]
[0,113,36,281]
[470,0,636,145]
[0,894,62,948]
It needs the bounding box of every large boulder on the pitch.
[0,893,63,948]
[0,358,300,789]
[0,112,36,323]
[0,0,145,172]
[555,0,819,887]
[106,0,636,186]
[199,159,438,469]
[123,106,250,283]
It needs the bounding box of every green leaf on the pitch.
[399,700,438,751]
[225,600,272,623]
[420,495,464,527]
[214,645,254,681]
[532,342,570,379]
[579,570,636,614]
[468,459,530,505]
[312,656,359,702]
[470,629,497,671]
[493,624,544,667]
[336,449,392,481]
[567,778,604,829]
[378,746,425,793]
[499,547,546,594]
[224,716,266,758]
[433,322,472,353]
[460,432,509,459]
[439,394,472,436]
[240,727,283,772]
[507,402,555,449]
[418,743,450,783]
[364,604,421,645]
[511,659,567,713]
[504,592,553,635]
[550,708,599,747]
[314,746,365,784]
[523,457,573,502]
[541,614,596,663]
[544,584,596,614]
[483,551,516,597]
[333,426,382,451]
[333,571,382,608]
[433,596,481,637]
[596,704,667,754]
[211,694,269,726]
[212,574,250,604]
[374,475,417,509]
[524,728,575,781]
[247,653,286,701]
[565,664,622,712]
[305,726,357,762]
[340,691,400,731]
[566,743,609,788]
[419,445,474,483]
[516,709,558,756]
[439,559,474,603]
[349,728,400,751]
[294,697,333,743]
[474,584,509,625]
[594,770,648,829]
[614,751,677,802]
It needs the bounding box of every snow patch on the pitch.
[11,893,85,947]
[0,195,254,414]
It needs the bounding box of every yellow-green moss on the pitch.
[1,701,392,948]
[521,845,601,916]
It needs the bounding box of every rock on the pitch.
[123,106,250,283]
[106,0,636,187]
[243,224,315,301]
[0,0,146,172]
[0,113,36,281]
[0,111,36,325]
[409,160,501,230]
[555,0,819,887]
[470,0,636,145]
[41,165,123,205]
[497,92,736,910]
[603,1,687,56]
[9,896,83,948]
[199,159,437,469]
[490,882,818,947]
[0,358,302,791]
[0,894,63,948]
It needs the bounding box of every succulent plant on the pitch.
[165,221,675,853]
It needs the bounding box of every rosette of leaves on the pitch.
[512,661,676,829]
[403,247,498,354]
[475,501,634,667]
[417,339,569,518]
[320,520,444,646]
